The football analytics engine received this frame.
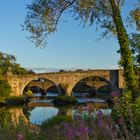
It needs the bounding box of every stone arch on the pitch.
[27,81,54,91]
[70,75,112,96]
[21,77,59,95]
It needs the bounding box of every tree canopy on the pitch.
[24,0,139,47]
[0,79,11,100]
[0,52,35,75]
[130,33,140,67]
[131,1,140,30]
[24,0,140,95]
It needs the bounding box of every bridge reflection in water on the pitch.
[0,100,111,132]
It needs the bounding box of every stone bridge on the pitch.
[28,80,54,91]
[4,69,125,96]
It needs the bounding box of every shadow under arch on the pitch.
[71,75,112,96]
[97,85,111,93]
[22,77,60,95]
[73,84,93,93]
[46,85,59,93]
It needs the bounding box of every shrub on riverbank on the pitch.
[24,90,33,98]
[6,96,29,105]
[52,95,77,105]
[112,91,140,135]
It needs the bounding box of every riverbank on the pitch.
[0,95,29,107]
[51,95,78,106]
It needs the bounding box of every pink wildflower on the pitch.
[16,132,25,140]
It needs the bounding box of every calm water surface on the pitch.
[0,92,112,127]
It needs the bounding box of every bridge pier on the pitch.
[65,88,72,96]
[55,84,64,95]
[59,83,73,96]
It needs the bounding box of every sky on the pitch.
[0,0,138,72]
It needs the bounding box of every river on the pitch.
[0,92,112,128]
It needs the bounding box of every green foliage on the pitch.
[54,95,77,104]
[0,52,16,75]
[130,33,140,67]
[130,1,140,30]
[112,91,140,135]
[24,0,116,47]
[12,64,30,75]
[0,118,40,140]
[0,51,35,75]
[24,90,33,98]
[0,79,11,100]
[132,96,140,134]
[24,0,138,47]
[110,1,137,94]
[0,109,10,128]
[0,127,14,140]
[41,115,72,129]
[24,0,138,94]
[6,96,28,105]
[133,67,140,90]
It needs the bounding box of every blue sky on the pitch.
[0,0,138,71]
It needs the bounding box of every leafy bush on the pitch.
[55,95,76,101]
[0,79,11,100]
[132,96,140,134]
[6,96,28,105]
[53,95,77,105]
[111,91,140,136]
[24,90,33,98]
[0,118,40,140]
[0,51,32,75]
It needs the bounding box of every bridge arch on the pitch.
[27,80,56,92]
[46,85,60,93]
[21,77,59,95]
[68,75,112,96]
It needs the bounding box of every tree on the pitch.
[0,52,35,75]
[0,79,11,100]
[0,52,16,75]
[130,33,140,89]
[24,0,139,95]
[129,1,140,68]
[130,0,140,30]
[130,33,140,67]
